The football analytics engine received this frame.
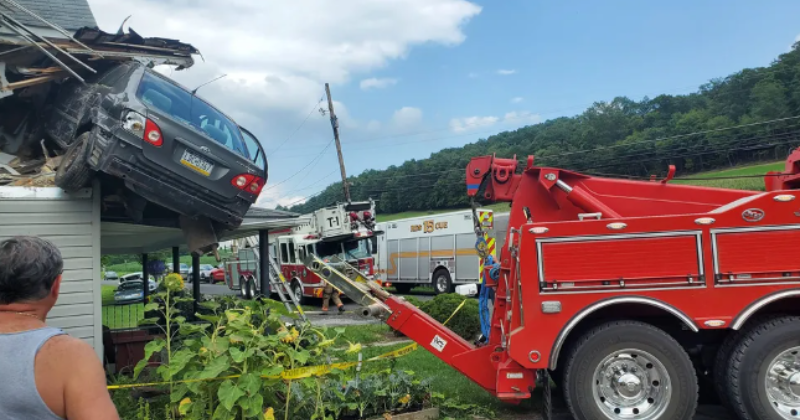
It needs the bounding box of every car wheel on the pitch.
[432,269,452,294]
[55,131,94,192]
[727,316,800,420]
[563,320,698,420]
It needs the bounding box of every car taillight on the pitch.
[231,174,265,195]
[144,119,163,147]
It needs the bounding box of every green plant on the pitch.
[418,294,480,341]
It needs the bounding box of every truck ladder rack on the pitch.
[243,237,308,323]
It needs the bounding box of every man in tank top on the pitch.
[0,236,119,419]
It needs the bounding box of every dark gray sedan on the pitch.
[46,62,267,252]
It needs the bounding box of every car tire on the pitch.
[55,131,94,192]
[394,283,413,294]
[727,315,800,420]
[563,320,698,420]
[432,269,453,294]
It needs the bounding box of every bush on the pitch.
[418,294,480,342]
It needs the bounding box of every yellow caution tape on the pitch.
[442,299,467,326]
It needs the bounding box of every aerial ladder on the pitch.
[241,236,308,323]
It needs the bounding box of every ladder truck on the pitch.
[305,148,800,420]
[226,200,380,304]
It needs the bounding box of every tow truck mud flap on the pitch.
[179,214,219,257]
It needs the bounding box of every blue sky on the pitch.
[89,0,800,207]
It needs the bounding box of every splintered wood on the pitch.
[0,141,61,187]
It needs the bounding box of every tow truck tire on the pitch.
[55,132,94,192]
[727,315,800,420]
[432,269,453,294]
[713,314,781,412]
[563,320,698,420]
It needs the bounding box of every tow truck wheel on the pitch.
[432,269,453,294]
[727,315,800,420]
[564,320,697,420]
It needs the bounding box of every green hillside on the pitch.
[284,44,800,216]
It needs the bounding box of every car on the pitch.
[210,267,226,283]
[166,263,191,280]
[113,279,158,305]
[104,271,119,282]
[119,272,156,285]
[199,264,215,282]
[46,61,268,254]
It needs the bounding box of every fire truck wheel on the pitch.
[727,315,800,420]
[290,280,307,305]
[713,314,782,413]
[432,269,453,294]
[563,320,698,420]
[239,276,252,300]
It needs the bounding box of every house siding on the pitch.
[0,186,102,358]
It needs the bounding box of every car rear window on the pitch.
[136,71,250,158]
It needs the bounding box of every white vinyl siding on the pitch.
[0,186,102,357]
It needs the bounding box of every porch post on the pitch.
[259,230,269,297]
[172,247,180,277]
[192,253,201,318]
[141,253,150,302]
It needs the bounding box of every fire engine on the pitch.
[225,200,379,303]
[307,148,800,420]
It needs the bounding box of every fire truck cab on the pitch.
[270,200,380,304]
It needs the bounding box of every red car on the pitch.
[210,267,226,283]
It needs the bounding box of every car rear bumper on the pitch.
[93,134,251,227]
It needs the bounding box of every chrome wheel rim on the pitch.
[239,277,247,298]
[436,275,448,292]
[592,348,672,419]
[293,284,303,302]
[765,346,800,419]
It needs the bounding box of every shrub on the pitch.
[418,294,480,341]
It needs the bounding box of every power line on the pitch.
[267,93,326,157]
[264,138,335,192]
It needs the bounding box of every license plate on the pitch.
[180,149,214,176]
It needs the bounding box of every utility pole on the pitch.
[325,83,351,202]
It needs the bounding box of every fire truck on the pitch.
[225,200,379,303]
[307,149,800,420]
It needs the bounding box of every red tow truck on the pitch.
[225,200,380,303]
[325,148,800,420]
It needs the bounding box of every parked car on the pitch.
[166,263,191,280]
[119,272,155,285]
[113,279,157,305]
[198,264,215,283]
[210,267,226,283]
[104,271,119,282]
[47,61,268,255]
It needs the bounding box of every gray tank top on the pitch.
[0,326,66,420]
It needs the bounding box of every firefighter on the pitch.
[321,283,345,313]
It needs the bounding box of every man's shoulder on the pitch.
[40,334,99,365]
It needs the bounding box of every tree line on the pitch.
[281,43,800,215]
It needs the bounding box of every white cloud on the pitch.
[87,0,481,133]
[449,115,500,132]
[467,72,479,78]
[496,69,517,75]
[391,106,423,128]
[360,77,398,90]
[255,186,308,208]
[511,96,524,103]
